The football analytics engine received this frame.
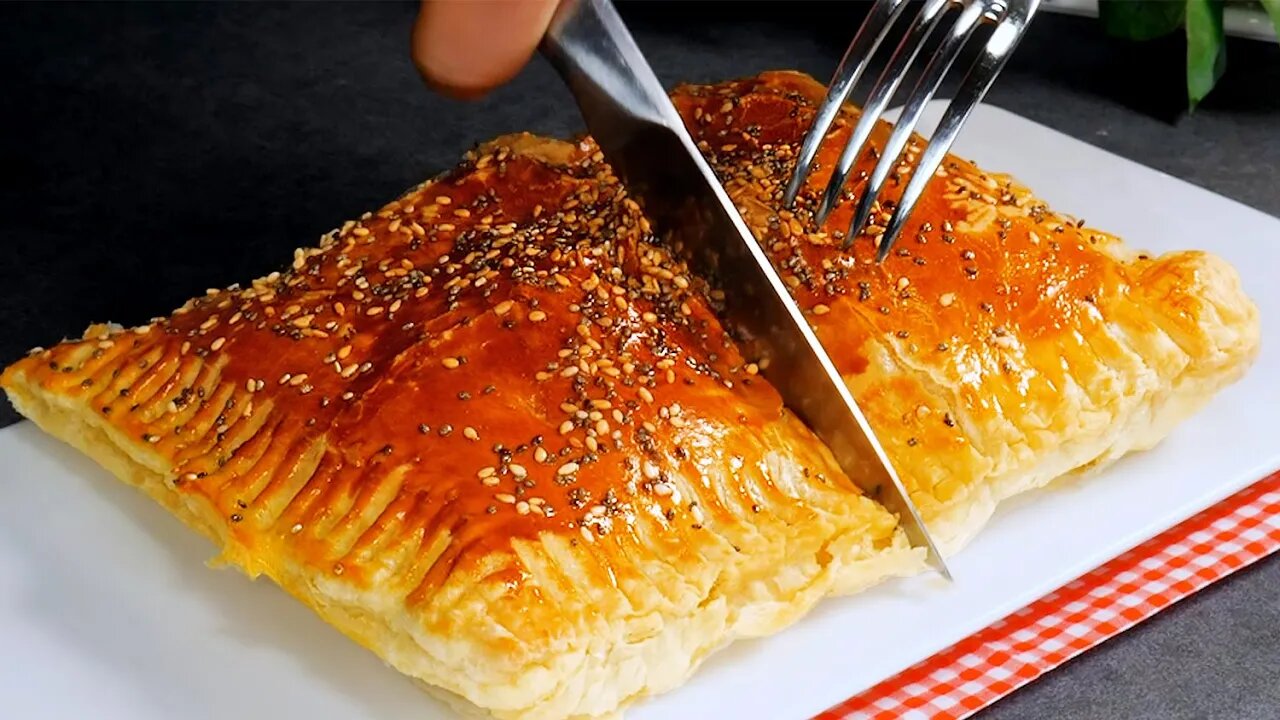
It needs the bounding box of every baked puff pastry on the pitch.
[669,71,1258,554]
[1,71,1259,718]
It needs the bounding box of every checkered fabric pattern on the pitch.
[815,471,1280,720]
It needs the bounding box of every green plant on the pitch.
[1098,0,1280,108]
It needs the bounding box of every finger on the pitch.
[412,0,560,99]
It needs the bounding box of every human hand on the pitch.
[412,0,561,99]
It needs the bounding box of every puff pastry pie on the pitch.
[2,71,1259,718]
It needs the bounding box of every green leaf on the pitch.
[1259,0,1280,40]
[1099,0,1186,40]
[1186,0,1227,109]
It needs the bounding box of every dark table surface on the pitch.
[2,2,1278,718]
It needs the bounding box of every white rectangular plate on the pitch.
[2,102,1278,720]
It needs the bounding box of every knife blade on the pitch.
[541,0,950,579]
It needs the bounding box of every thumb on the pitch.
[412,0,561,99]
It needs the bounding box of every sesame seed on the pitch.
[528,310,547,322]
[940,293,956,307]
[442,357,460,369]
[813,304,830,316]
[463,426,480,441]
[495,493,516,504]
[558,462,580,476]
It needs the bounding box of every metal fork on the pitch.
[783,0,1040,262]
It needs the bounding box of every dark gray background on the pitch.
[2,2,1278,718]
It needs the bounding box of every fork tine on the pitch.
[782,0,911,209]
[847,0,987,251]
[817,0,954,228]
[876,2,1039,262]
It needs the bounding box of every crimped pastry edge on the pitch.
[2,365,922,719]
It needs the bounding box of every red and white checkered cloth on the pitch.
[815,471,1280,720]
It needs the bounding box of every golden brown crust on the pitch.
[1,71,1259,717]
[670,71,1259,550]
[2,109,918,718]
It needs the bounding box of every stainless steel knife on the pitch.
[541,0,950,579]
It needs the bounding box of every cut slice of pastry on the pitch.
[1,71,1259,718]
[669,71,1258,554]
